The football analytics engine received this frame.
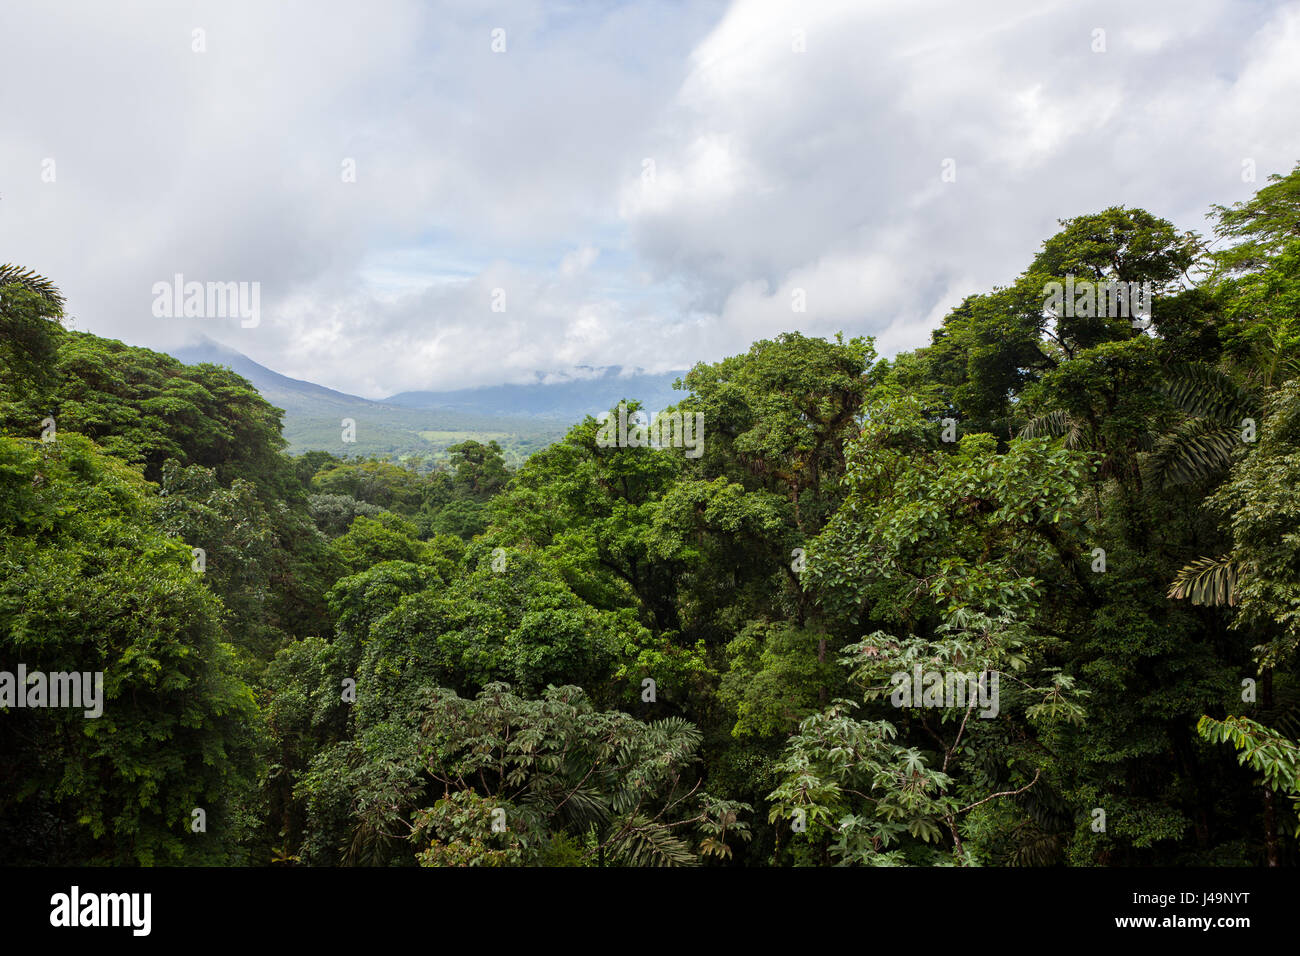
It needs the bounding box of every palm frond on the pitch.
[1019,409,1068,440]
[1162,362,1256,424]
[1019,409,1086,448]
[0,263,65,309]
[1168,554,1239,606]
[1147,417,1241,486]
[607,816,698,867]
[1261,681,1300,742]
[547,784,610,832]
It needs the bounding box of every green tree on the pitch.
[0,434,262,864]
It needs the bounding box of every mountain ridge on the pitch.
[166,338,688,463]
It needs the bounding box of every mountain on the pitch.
[381,367,688,421]
[167,339,688,464]
[169,339,383,418]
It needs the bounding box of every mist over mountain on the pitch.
[382,367,689,420]
[168,338,687,463]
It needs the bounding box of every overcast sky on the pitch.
[2,0,1298,398]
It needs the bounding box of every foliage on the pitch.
[5,162,1300,868]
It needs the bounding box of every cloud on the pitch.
[618,0,1300,360]
[559,245,600,278]
[1,0,1297,397]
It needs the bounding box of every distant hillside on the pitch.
[383,368,689,421]
[168,339,687,465]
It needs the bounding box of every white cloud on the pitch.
[1,0,1297,397]
[559,246,600,277]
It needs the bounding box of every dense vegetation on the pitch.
[2,164,1299,866]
